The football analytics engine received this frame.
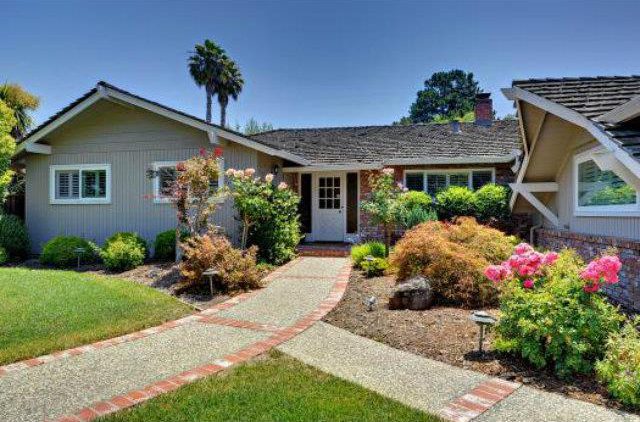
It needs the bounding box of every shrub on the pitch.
[154,229,176,261]
[228,169,302,265]
[180,233,262,292]
[40,236,100,268]
[361,168,403,256]
[351,242,386,268]
[435,186,475,221]
[396,191,436,229]
[361,257,389,277]
[596,317,640,407]
[490,248,625,378]
[0,214,30,260]
[101,239,145,272]
[474,183,509,223]
[104,232,148,257]
[0,246,8,265]
[389,217,514,307]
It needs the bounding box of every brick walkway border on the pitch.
[46,257,351,422]
[439,378,521,422]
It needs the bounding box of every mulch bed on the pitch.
[324,270,636,413]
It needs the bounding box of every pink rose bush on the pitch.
[484,242,620,294]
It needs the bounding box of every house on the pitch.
[503,75,640,311]
[15,81,521,254]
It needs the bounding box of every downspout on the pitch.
[530,222,542,246]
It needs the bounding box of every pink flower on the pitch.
[523,279,535,289]
[542,252,559,266]
[214,147,223,157]
[484,264,511,283]
[265,173,274,183]
[580,255,622,286]
[233,169,245,178]
[176,162,186,171]
[583,282,600,293]
[225,168,235,176]
[277,182,288,190]
[245,168,256,177]
[199,148,207,157]
[514,243,534,255]
[382,168,395,176]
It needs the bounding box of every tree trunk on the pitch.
[220,105,227,128]
[384,224,392,257]
[205,91,212,123]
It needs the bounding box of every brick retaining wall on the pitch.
[537,228,640,311]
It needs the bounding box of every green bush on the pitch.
[104,232,148,257]
[596,317,640,407]
[396,191,437,229]
[40,236,100,268]
[435,186,475,221]
[351,242,386,268]
[474,183,509,223]
[0,246,8,265]
[361,257,389,277]
[0,214,30,260]
[101,239,145,272]
[154,229,176,261]
[495,250,624,378]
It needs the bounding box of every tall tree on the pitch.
[188,39,226,123]
[408,69,481,124]
[0,84,39,138]
[215,56,244,127]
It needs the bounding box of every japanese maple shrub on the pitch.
[486,246,624,378]
[226,169,301,265]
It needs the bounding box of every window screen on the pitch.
[405,173,424,191]
[449,173,469,187]
[426,174,447,195]
[472,171,493,190]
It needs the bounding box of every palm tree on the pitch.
[215,57,244,127]
[0,84,39,138]
[188,40,226,123]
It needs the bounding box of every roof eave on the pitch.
[596,95,640,124]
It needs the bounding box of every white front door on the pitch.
[312,172,345,241]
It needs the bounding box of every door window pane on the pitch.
[318,177,341,209]
[578,159,636,206]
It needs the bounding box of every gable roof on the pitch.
[508,76,640,168]
[513,76,640,120]
[250,120,522,167]
[18,81,309,165]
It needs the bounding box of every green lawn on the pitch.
[100,352,440,422]
[0,268,192,365]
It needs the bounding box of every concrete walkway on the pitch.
[0,257,351,422]
[278,322,640,422]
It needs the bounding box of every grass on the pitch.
[101,351,440,422]
[0,268,192,365]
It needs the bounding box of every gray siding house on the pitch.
[16,82,521,253]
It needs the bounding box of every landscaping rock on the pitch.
[388,276,433,310]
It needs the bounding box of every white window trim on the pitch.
[573,147,640,217]
[151,158,225,205]
[403,167,496,193]
[49,164,111,205]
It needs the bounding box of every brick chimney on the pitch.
[475,93,493,126]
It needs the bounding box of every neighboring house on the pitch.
[15,81,521,254]
[503,75,640,310]
[251,93,522,241]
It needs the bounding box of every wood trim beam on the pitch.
[510,183,560,227]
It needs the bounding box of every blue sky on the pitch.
[3,0,639,129]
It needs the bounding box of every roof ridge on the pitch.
[513,75,640,85]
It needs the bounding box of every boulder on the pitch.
[388,276,434,310]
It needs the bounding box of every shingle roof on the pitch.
[250,121,521,166]
[513,76,640,120]
[513,76,640,162]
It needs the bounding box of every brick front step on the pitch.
[297,244,351,257]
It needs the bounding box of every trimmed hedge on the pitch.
[40,236,100,268]
[101,238,145,272]
[153,229,176,261]
[0,214,30,260]
[104,232,148,257]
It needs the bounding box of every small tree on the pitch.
[361,168,403,256]
[172,148,225,238]
[225,168,271,249]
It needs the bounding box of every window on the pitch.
[50,164,110,204]
[574,148,638,215]
[405,168,495,196]
[152,159,224,204]
[318,176,341,209]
